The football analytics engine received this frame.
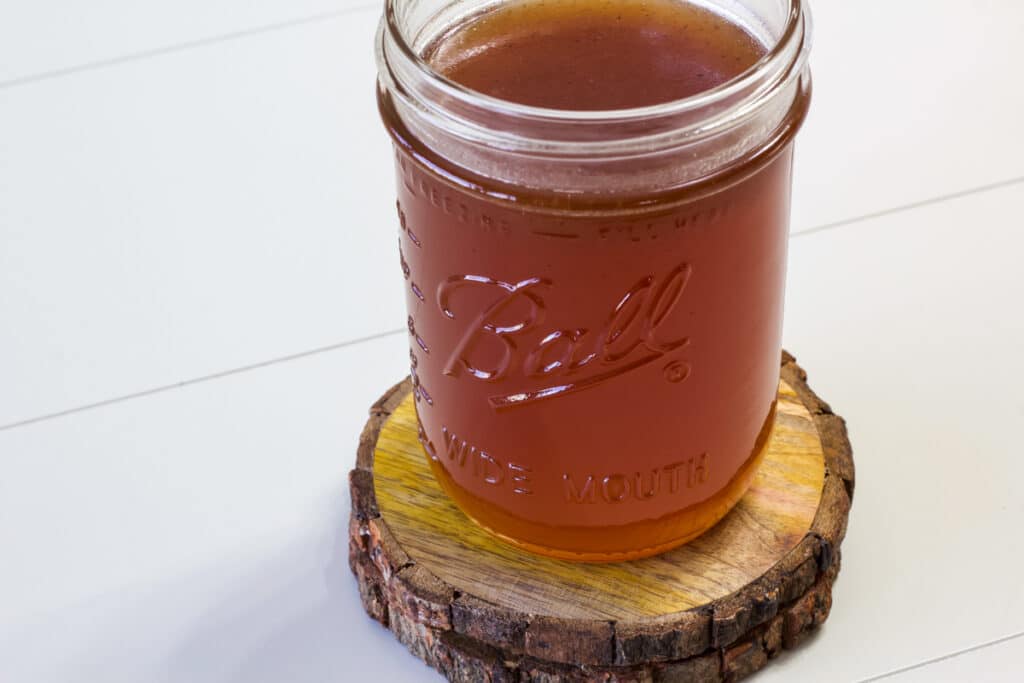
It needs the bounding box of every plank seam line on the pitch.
[791,175,1024,239]
[0,327,405,432]
[856,630,1024,682]
[0,2,381,90]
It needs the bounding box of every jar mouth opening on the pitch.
[382,0,808,124]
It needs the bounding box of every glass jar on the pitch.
[375,0,813,561]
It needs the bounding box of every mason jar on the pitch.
[375,0,813,560]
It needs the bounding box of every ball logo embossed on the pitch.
[437,264,693,410]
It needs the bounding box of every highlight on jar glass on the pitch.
[375,0,813,561]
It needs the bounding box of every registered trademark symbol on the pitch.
[663,360,691,383]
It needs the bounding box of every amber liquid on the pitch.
[380,0,809,560]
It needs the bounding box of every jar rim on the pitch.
[381,0,810,125]
[377,0,812,194]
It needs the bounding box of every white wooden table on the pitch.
[2,1,1023,680]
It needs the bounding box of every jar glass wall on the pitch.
[376,0,813,561]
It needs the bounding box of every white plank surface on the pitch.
[758,183,1024,681]
[881,633,1024,682]
[0,0,375,85]
[0,10,403,427]
[793,0,1024,230]
[0,333,419,682]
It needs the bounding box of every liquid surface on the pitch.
[427,0,765,110]
[381,0,805,560]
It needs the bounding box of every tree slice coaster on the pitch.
[349,352,854,682]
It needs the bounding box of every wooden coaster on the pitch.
[349,352,854,682]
